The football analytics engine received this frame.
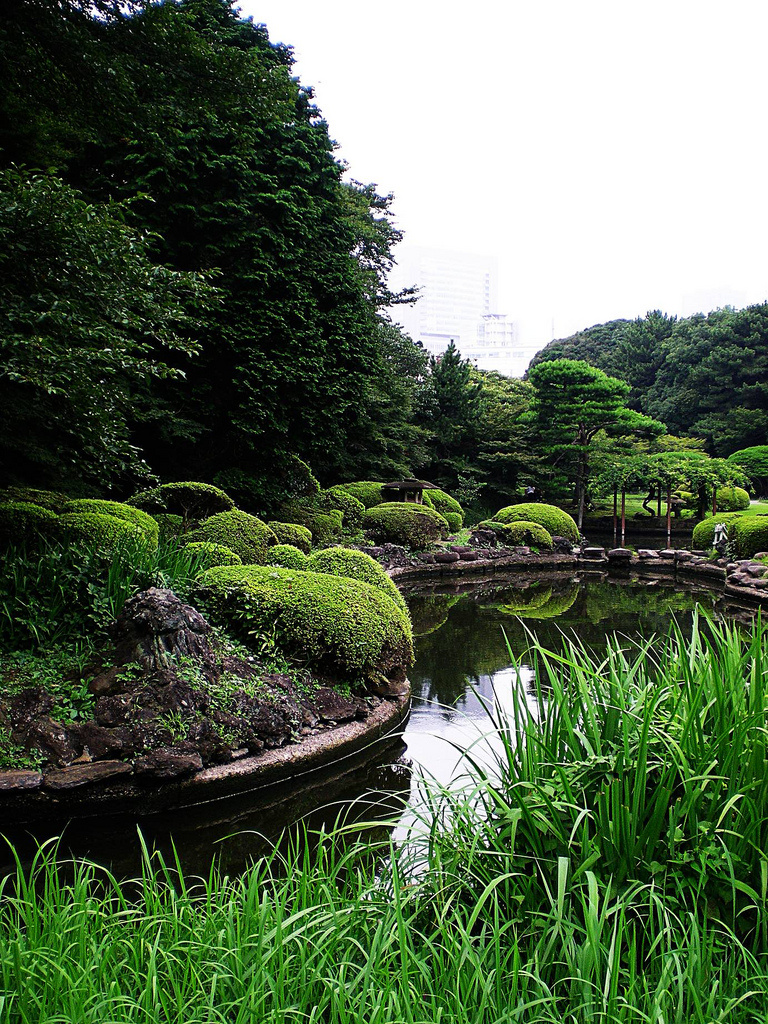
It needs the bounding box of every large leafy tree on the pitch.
[0,168,210,489]
[526,359,664,526]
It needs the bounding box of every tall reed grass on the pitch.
[2,616,768,1021]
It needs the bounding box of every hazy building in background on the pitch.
[390,245,538,377]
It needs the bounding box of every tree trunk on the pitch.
[666,484,672,547]
[657,483,662,520]
[613,485,618,546]
[712,485,718,516]
[621,486,626,546]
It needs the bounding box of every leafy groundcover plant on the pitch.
[2,615,768,1022]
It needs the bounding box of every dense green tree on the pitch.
[0,168,210,489]
[728,446,768,496]
[526,359,664,526]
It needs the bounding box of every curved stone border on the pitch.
[0,692,410,824]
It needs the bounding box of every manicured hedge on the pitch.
[152,513,185,541]
[732,516,768,558]
[0,487,70,513]
[191,511,276,564]
[267,544,309,570]
[424,488,464,524]
[442,511,462,534]
[63,499,159,546]
[128,482,235,523]
[362,502,448,548]
[267,521,313,554]
[195,565,413,683]
[482,519,553,549]
[494,503,579,543]
[183,541,243,570]
[307,548,408,614]
[57,511,143,550]
[334,481,386,509]
[715,485,750,512]
[279,503,344,544]
[325,487,366,532]
[691,512,746,550]
[0,501,57,545]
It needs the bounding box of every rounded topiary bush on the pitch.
[191,511,276,564]
[57,511,144,551]
[732,516,768,558]
[0,502,58,545]
[195,565,413,683]
[325,487,366,532]
[482,519,553,549]
[307,547,408,614]
[0,487,70,513]
[691,512,746,550]
[152,513,185,541]
[715,485,750,512]
[267,544,309,570]
[279,504,344,544]
[442,511,463,534]
[494,503,579,543]
[362,502,448,548]
[425,488,464,524]
[183,541,243,570]
[127,482,235,524]
[728,446,768,495]
[335,481,386,509]
[62,499,159,546]
[267,521,313,554]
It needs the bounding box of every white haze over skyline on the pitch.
[240,1,768,352]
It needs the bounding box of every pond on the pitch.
[0,574,751,878]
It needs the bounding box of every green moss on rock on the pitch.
[63,499,159,546]
[127,482,235,524]
[307,547,408,614]
[191,511,276,564]
[362,502,448,549]
[267,521,313,554]
[267,544,310,570]
[494,503,579,543]
[195,565,413,683]
[183,541,243,570]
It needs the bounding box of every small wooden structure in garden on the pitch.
[381,479,438,505]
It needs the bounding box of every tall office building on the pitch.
[389,245,535,376]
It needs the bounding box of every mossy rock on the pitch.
[494,503,579,543]
[732,516,768,558]
[691,512,746,550]
[191,511,276,564]
[63,499,159,546]
[57,511,144,551]
[362,502,448,549]
[715,485,750,512]
[335,481,386,509]
[195,565,413,683]
[480,519,553,550]
[152,513,185,541]
[0,487,70,513]
[267,544,310,570]
[127,481,235,524]
[267,521,313,554]
[424,488,464,524]
[307,547,408,615]
[0,501,58,545]
[183,541,243,570]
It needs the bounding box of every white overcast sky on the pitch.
[239,1,768,348]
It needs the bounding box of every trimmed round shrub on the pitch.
[152,513,185,541]
[0,487,70,513]
[63,499,159,546]
[183,541,242,570]
[191,511,276,564]
[442,511,463,534]
[728,446,768,495]
[494,503,579,543]
[335,481,386,509]
[715,485,750,512]
[362,502,448,548]
[691,512,746,550]
[195,565,413,683]
[280,503,344,544]
[267,544,309,570]
[425,488,464,524]
[127,482,235,523]
[57,511,144,551]
[732,516,768,558]
[482,519,553,549]
[325,487,366,532]
[0,502,58,545]
[307,547,408,614]
[267,521,313,554]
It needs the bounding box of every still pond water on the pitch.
[2,574,752,877]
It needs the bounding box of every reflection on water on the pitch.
[1,575,752,877]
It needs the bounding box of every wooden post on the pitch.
[657,482,662,520]
[613,485,618,547]
[621,486,626,546]
[666,483,672,548]
[712,485,718,516]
